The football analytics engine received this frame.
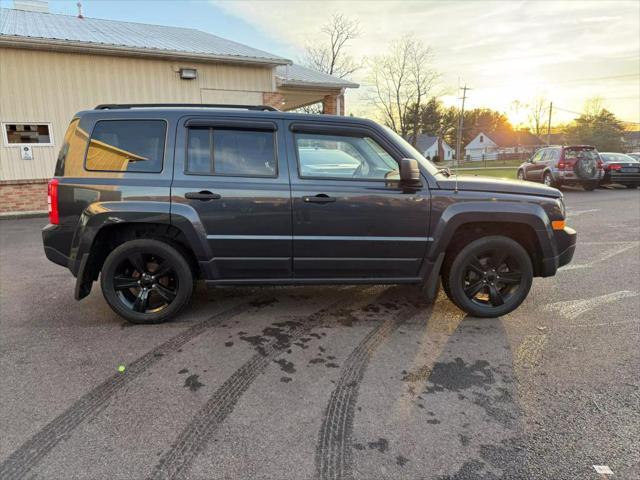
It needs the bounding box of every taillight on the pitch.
[48,178,59,224]
[609,163,622,171]
[558,161,566,170]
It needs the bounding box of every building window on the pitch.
[479,135,484,143]
[186,128,277,177]
[3,123,53,146]
[85,120,166,173]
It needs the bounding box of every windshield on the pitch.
[382,126,439,175]
[600,153,639,163]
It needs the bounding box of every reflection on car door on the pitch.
[171,117,292,280]
[286,122,431,280]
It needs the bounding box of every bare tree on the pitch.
[367,36,439,144]
[528,95,548,136]
[298,13,361,114]
[303,13,361,79]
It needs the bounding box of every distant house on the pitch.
[623,130,640,152]
[464,130,545,161]
[410,134,455,161]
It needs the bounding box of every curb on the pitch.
[0,210,48,220]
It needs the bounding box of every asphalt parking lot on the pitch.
[1,187,638,480]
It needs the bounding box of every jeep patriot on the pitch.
[42,104,577,323]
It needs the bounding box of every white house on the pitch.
[412,134,455,161]
[465,130,544,161]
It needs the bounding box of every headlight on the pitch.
[558,198,566,219]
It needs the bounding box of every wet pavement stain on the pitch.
[427,419,441,424]
[396,455,409,466]
[367,438,389,453]
[184,374,204,392]
[224,341,233,347]
[178,368,188,374]
[309,358,325,364]
[325,362,340,369]
[249,297,278,308]
[459,434,471,447]
[273,358,296,374]
[420,358,494,393]
[280,376,292,383]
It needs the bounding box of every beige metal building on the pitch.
[0,4,357,213]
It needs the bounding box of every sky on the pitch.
[8,0,640,128]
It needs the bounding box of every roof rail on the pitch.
[94,103,279,111]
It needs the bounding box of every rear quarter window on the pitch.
[85,120,166,173]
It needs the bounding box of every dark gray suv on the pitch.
[43,104,576,323]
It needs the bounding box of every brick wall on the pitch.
[0,179,48,213]
[322,94,344,115]
[262,92,286,110]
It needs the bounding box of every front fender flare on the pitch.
[427,201,557,264]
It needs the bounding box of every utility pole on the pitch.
[546,101,553,145]
[455,84,470,167]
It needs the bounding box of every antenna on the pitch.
[454,84,471,193]
[76,1,83,18]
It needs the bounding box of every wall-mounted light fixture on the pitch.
[179,68,197,80]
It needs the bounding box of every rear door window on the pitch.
[186,128,277,177]
[85,120,166,173]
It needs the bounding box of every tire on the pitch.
[100,239,194,324]
[583,182,598,191]
[626,184,639,189]
[442,236,533,318]
[543,171,554,187]
[517,170,525,181]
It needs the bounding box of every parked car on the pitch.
[627,152,640,161]
[42,104,576,323]
[517,145,603,190]
[599,152,640,188]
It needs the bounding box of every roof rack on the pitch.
[94,103,279,111]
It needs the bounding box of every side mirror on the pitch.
[400,158,421,186]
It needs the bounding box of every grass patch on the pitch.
[453,168,518,180]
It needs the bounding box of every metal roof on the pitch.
[276,64,359,89]
[0,8,290,65]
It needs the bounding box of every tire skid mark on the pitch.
[315,299,421,480]
[0,297,264,480]
[148,287,379,480]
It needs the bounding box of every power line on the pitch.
[552,105,640,125]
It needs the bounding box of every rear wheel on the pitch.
[583,182,598,191]
[442,236,533,318]
[101,239,194,324]
[626,184,639,189]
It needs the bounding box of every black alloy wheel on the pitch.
[101,239,193,324]
[443,236,533,318]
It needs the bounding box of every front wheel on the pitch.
[442,236,533,318]
[101,239,194,324]
[583,182,598,191]
[543,171,555,187]
[517,170,525,181]
[626,184,639,189]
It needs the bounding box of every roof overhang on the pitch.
[0,35,292,66]
[276,78,359,90]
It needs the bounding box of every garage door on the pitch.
[200,89,263,105]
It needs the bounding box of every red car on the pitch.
[517,145,603,191]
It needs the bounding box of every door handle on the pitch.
[303,194,336,204]
[185,191,221,201]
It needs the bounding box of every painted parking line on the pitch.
[543,290,640,320]
[561,241,639,271]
